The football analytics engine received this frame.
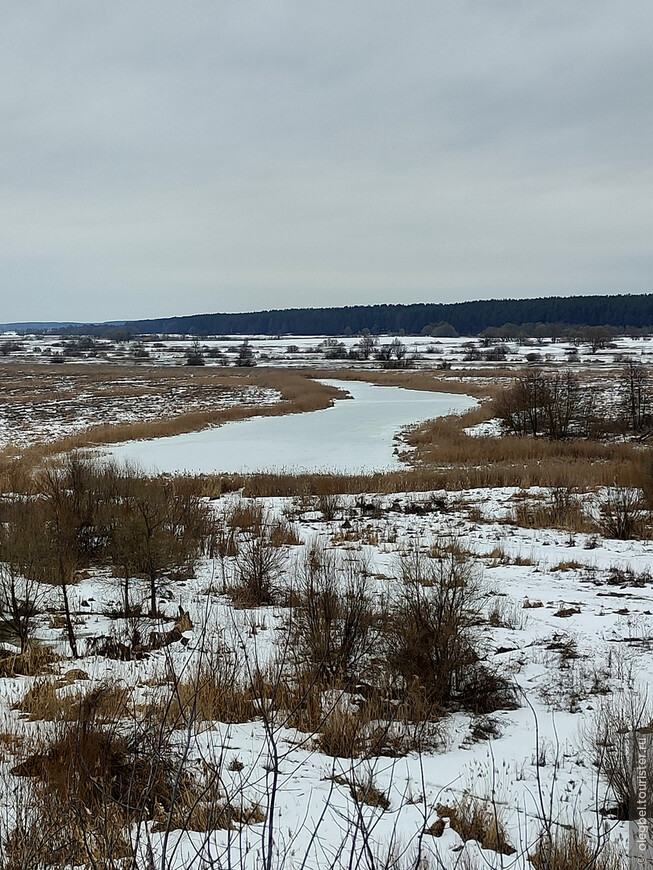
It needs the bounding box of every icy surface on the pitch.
[105,379,477,474]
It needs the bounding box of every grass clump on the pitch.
[15,680,131,723]
[435,795,515,856]
[529,828,625,870]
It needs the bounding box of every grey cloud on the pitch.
[0,0,650,321]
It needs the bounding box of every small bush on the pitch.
[583,692,653,819]
[598,487,647,540]
[290,547,377,686]
[386,550,484,708]
[318,492,341,521]
[230,521,288,606]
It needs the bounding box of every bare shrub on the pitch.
[494,370,590,440]
[318,492,341,521]
[583,691,653,819]
[598,487,647,540]
[386,549,482,708]
[618,358,651,433]
[109,475,210,616]
[290,546,377,686]
[0,513,49,652]
[231,521,288,606]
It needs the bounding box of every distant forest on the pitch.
[64,294,652,338]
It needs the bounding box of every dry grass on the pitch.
[407,409,643,490]
[268,519,301,546]
[151,782,265,833]
[278,666,445,758]
[147,665,255,728]
[552,560,585,572]
[435,796,515,855]
[313,700,439,759]
[331,774,390,810]
[175,449,647,502]
[14,680,131,722]
[529,828,625,870]
[512,488,595,532]
[0,644,58,677]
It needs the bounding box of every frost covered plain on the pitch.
[0,329,651,869]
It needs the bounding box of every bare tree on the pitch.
[112,478,208,617]
[0,505,48,653]
[495,370,589,440]
[618,358,651,432]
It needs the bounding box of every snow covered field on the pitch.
[2,330,653,373]
[1,484,650,868]
[0,366,279,450]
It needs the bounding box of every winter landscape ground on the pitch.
[0,329,651,869]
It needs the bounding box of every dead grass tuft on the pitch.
[14,680,131,722]
[147,663,255,728]
[331,774,390,810]
[0,644,58,677]
[552,560,584,572]
[436,796,515,855]
[529,828,624,870]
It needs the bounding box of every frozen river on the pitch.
[106,379,477,475]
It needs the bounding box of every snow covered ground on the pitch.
[2,330,653,373]
[3,486,650,868]
[0,369,278,450]
[0,333,650,867]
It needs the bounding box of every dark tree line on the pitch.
[56,293,653,339]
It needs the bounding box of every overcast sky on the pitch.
[1,1,651,323]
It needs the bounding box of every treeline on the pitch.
[57,293,653,338]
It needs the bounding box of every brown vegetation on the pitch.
[435,795,515,855]
[529,828,624,870]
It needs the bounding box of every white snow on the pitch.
[103,380,477,475]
